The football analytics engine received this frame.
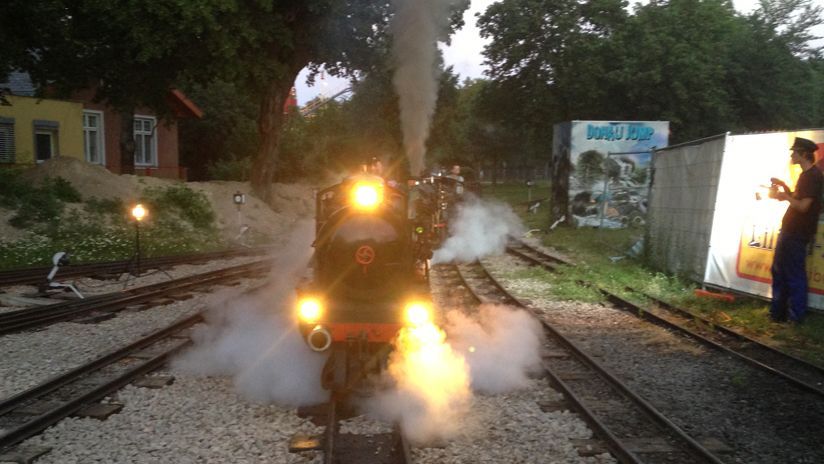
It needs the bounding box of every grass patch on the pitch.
[481,181,551,232]
[484,182,824,366]
[0,182,225,269]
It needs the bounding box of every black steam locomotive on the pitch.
[295,173,440,392]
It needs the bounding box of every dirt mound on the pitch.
[21,157,139,201]
[9,157,316,244]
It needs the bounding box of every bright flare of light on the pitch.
[404,302,432,327]
[352,182,383,210]
[388,321,471,441]
[131,204,146,221]
[298,298,322,324]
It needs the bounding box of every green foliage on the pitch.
[43,177,81,202]
[179,79,259,181]
[0,185,223,269]
[0,172,82,229]
[84,197,124,216]
[207,155,251,182]
[0,214,223,269]
[142,184,216,231]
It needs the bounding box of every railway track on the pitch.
[506,238,824,398]
[294,398,411,464]
[446,261,724,464]
[0,246,274,287]
[0,313,201,452]
[0,259,271,335]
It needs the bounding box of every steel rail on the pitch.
[0,260,270,335]
[507,238,824,398]
[0,246,275,287]
[454,261,724,464]
[0,313,201,450]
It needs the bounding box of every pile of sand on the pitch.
[6,157,316,244]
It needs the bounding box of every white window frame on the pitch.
[33,120,59,163]
[83,110,105,165]
[133,114,158,167]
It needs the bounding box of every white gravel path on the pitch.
[0,277,266,399]
[19,371,324,464]
[1,250,617,463]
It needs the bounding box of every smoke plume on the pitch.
[432,197,525,264]
[444,304,544,393]
[365,303,543,443]
[366,322,472,444]
[171,220,328,406]
[390,0,458,175]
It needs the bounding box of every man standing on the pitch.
[769,137,823,323]
[445,164,464,195]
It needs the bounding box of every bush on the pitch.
[0,178,226,269]
[85,197,124,216]
[207,155,251,181]
[0,174,82,229]
[142,184,216,231]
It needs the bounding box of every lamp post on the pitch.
[233,191,247,245]
[131,203,147,276]
[526,180,534,203]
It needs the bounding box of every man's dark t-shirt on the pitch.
[781,166,824,240]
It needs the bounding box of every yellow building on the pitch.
[0,95,84,166]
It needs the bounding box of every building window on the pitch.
[83,110,105,165]
[0,117,14,164]
[33,120,59,163]
[134,116,157,166]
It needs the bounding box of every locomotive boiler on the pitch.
[295,174,434,392]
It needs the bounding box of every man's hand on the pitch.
[775,191,791,202]
[770,177,790,192]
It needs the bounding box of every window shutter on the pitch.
[0,117,15,163]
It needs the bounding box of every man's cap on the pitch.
[791,137,819,153]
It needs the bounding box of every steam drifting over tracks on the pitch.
[0,259,271,335]
[451,260,724,464]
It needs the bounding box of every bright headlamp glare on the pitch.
[404,301,433,327]
[298,297,323,324]
[351,182,383,210]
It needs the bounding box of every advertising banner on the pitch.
[704,130,824,308]
[557,120,670,226]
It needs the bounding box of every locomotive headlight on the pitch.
[298,297,323,324]
[404,301,433,327]
[351,182,383,210]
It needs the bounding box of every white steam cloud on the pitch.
[432,197,525,264]
[171,220,328,407]
[365,304,543,444]
[390,0,458,175]
[444,304,544,393]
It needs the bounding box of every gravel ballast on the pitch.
[484,253,824,464]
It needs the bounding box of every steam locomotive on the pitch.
[294,173,447,392]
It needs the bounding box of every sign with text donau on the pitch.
[552,120,670,224]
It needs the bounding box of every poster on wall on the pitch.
[703,130,824,308]
[555,121,670,227]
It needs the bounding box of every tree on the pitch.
[179,79,259,181]
[1,0,242,174]
[229,0,469,199]
[2,1,470,199]
[478,0,627,219]
[576,150,605,187]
